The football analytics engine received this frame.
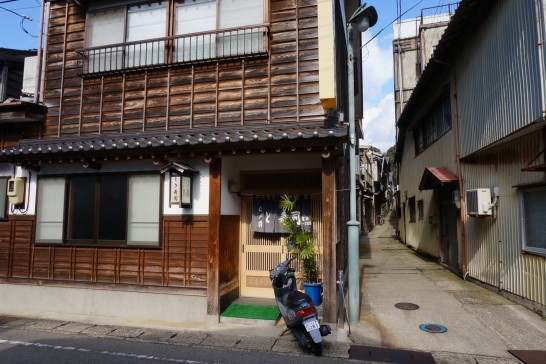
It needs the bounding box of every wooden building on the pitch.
[0,0,365,326]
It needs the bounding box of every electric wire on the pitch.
[358,0,425,52]
[0,4,38,38]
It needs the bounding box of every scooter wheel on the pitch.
[311,342,322,356]
[292,328,308,351]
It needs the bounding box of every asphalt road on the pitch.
[0,328,355,364]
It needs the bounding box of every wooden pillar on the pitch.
[321,156,336,324]
[207,157,221,320]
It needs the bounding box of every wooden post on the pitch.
[207,157,221,320]
[321,156,336,324]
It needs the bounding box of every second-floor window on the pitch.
[84,0,266,74]
[413,93,452,155]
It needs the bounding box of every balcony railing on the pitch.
[77,24,270,76]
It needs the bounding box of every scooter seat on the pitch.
[286,290,311,309]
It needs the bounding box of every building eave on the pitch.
[2,122,347,164]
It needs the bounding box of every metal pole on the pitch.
[346,22,360,324]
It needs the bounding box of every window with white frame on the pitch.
[84,0,265,73]
[35,174,161,247]
[520,186,546,255]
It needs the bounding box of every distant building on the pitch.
[0,48,36,102]
[359,146,389,231]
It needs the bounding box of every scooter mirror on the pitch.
[286,240,295,252]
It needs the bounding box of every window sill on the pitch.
[33,242,162,250]
[523,248,546,259]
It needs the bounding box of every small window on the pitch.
[520,186,546,255]
[408,197,416,223]
[418,200,424,220]
[414,93,452,155]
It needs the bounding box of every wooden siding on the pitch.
[219,215,240,287]
[0,215,208,289]
[42,0,324,138]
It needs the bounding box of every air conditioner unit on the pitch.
[466,188,492,216]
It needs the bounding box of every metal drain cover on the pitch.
[395,302,420,310]
[419,323,447,333]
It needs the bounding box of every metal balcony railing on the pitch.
[77,24,270,76]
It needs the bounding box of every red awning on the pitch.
[418,167,458,191]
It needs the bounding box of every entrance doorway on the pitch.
[240,197,323,298]
[439,196,459,271]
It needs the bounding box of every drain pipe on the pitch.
[434,58,468,278]
[535,0,546,118]
[34,0,46,103]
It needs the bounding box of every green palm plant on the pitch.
[279,194,320,283]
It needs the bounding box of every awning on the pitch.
[418,167,458,191]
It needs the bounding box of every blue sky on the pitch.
[0,0,451,153]
[361,0,454,152]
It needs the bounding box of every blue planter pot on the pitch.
[303,281,323,306]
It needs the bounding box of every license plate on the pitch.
[304,319,320,332]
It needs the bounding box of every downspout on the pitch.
[396,38,404,118]
[435,58,467,277]
[58,0,70,137]
[535,0,546,117]
[0,58,7,101]
[452,74,468,278]
[34,0,46,103]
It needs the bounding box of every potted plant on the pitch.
[278,194,322,305]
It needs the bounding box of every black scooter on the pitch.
[270,256,331,356]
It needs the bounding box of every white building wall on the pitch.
[398,126,457,258]
[0,283,207,327]
[220,154,321,215]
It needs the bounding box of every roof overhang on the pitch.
[1,122,347,164]
[418,167,458,191]
[0,99,46,124]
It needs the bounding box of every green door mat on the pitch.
[220,304,280,320]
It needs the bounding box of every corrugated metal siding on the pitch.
[463,133,546,306]
[398,127,457,258]
[457,0,543,157]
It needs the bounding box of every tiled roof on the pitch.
[2,123,347,161]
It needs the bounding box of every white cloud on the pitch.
[362,93,396,153]
[360,34,394,102]
[359,33,396,154]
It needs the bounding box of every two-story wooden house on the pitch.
[0,0,367,326]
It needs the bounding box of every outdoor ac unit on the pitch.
[466,189,492,216]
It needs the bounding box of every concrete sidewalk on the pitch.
[2,214,546,362]
[349,214,546,363]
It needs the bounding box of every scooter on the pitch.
[270,256,331,356]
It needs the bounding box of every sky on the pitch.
[0,0,451,153]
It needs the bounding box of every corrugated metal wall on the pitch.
[457,0,543,157]
[463,133,546,306]
[398,126,457,258]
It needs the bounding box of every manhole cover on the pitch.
[419,323,447,333]
[395,302,420,310]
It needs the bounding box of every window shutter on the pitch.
[36,177,65,244]
[127,174,160,246]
